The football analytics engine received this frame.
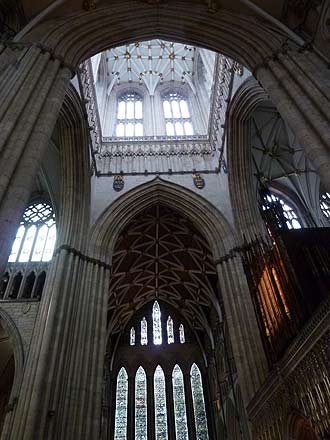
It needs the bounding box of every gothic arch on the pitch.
[0,308,24,439]
[227,76,268,241]
[20,2,289,70]
[89,178,236,264]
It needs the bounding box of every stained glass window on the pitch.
[167,316,174,344]
[163,92,194,136]
[8,201,56,263]
[141,317,148,345]
[190,363,209,440]
[179,324,185,344]
[262,193,302,230]
[153,301,162,345]
[320,192,330,220]
[114,367,128,440]
[172,365,188,440]
[116,92,143,137]
[154,366,168,440]
[135,366,147,440]
[130,327,135,346]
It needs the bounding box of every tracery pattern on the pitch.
[191,363,209,440]
[163,92,193,136]
[135,366,147,440]
[9,201,56,263]
[154,365,168,440]
[114,367,128,440]
[320,192,330,220]
[153,301,162,345]
[172,364,188,440]
[116,92,143,137]
[262,193,302,230]
[167,316,174,344]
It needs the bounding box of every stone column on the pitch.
[216,255,268,406]
[8,247,110,440]
[256,47,330,192]
[165,373,176,440]
[127,375,135,440]
[0,45,72,274]
[147,374,155,440]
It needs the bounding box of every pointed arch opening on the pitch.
[154,365,167,440]
[190,363,209,439]
[172,364,188,440]
[114,367,128,440]
[135,366,147,440]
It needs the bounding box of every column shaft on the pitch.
[165,374,176,440]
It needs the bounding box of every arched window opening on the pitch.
[135,366,147,440]
[0,273,9,299]
[153,301,162,345]
[172,364,189,440]
[8,201,56,263]
[190,363,209,440]
[10,272,22,299]
[22,272,36,299]
[33,271,46,299]
[261,192,302,230]
[130,327,136,346]
[141,317,148,345]
[154,366,167,440]
[167,316,174,344]
[179,324,185,344]
[116,92,143,137]
[163,92,194,136]
[114,367,128,440]
[320,192,330,220]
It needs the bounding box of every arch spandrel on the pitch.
[89,178,236,264]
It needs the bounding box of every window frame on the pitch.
[115,90,144,138]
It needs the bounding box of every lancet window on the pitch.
[167,316,174,344]
[172,364,189,440]
[114,367,128,440]
[116,91,143,137]
[154,366,167,440]
[191,364,209,440]
[162,91,194,136]
[179,324,185,344]
[320,192,330,220]
[8,201,56,263]
[153,301,162,345]
[130,327,135,346]
[141,317,148,345]
[135,367,147,440]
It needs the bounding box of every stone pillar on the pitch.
[127,375,135,440]
[216,255,268,406]
[8,247,110,440]
[256,47,330,192]
[0,45,72,274]
[147,374,155,440]
[183,370,197,440]
[165,373,176,440]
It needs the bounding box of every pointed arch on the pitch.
[172,364,188,440]
[153,301,162,345]
[154,365,167,440]
[167,316,174,344]
[114,367,128,440]
[135,366,147,440]
[190,363,209,439]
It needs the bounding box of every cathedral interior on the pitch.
[0,0,330,439]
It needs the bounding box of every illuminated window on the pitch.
[116,92,143,137]
[130,327,135,346]
[167,316,174,344]
[154,365,167,440]
[114,367,128,440]
[262,193,302,230]
[172,364,188,440]
[135,366,147,440]
[8,201,56,263]
[153,301,162,345]
[190,363,209,440]
[141,317,148,345]
[179,324,185,344]
[162,92,194,136]
[320,192,330,220]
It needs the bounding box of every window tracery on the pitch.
[116,92,143,137]
[172,364,189,440]
[154,366,167,440]
[114,367,128,440]
[8,201,56,263]
[261,192,302,230]
[320,192,330,220]
[162,92,194,136]
[190,363,209,439]
[135,366,147,440]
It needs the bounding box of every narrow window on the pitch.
[135,366,147,440]
[320,192,330,219]
[22,272,36,299]
[172,365,188,440]
[167,316,174,344]
[10,272,23,299]
[141,317,148,345]
[190,363,209,440]
[153,301,162,345]
[154,365,168,440]
[130,327,135,346]
[116,92,143,137]
[114,367,128,440]
[163,92,194,136]
[33,271,46,299]
[179,324,185,344]
[262,192,302,230]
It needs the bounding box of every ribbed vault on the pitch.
[108,204,219,339]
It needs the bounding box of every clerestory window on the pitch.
[261,192,302,230]
[162,91,194,136]
[116,91,143,137]
[9,201,56,263]
[320,192,330,220]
